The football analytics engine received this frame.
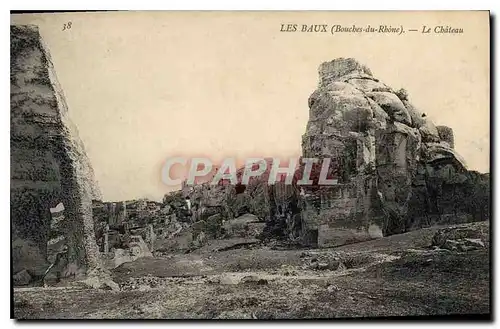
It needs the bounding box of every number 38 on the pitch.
[62,22,72,31]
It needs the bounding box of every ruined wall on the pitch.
[300,178,383,247]
[180,159,283,222]
[300,58,489,247]
[11,25,103,279]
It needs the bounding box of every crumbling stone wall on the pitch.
[180,159,279,223]
[175,160,303,241]
[11,25,104,281]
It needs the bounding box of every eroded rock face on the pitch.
[180,159,287,224]
[300,58,489,247]
[174,159,302,244]
[11,25,104,282]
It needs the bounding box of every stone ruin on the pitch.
[177,159,300,240]
[11,25,113,287]
[173,58,490,249]
[10,25,490,286]
[92,199,161,268]
[299,58,490,247]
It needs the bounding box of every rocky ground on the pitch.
[13,221,490,319]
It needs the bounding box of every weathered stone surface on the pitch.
[432,222,489,248]
[300,58,489,247]
[320,81,365,95]
[366,91,412,125]
[104,235,153,269]
[11,25,106,282]
[423,142,467,169]
[436,125,455,149]
[418,118,441,143]
[13,269,32,286]
[309,91,374,132]
[223,214,263,238]
[346,77,392,92]
[318,58,372,87]
[402,100,426,129]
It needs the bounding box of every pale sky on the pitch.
[11,11,490,201]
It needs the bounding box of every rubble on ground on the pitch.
[431,221,489,251]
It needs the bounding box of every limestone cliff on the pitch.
[300,58,489,247]
[11,25,105,282]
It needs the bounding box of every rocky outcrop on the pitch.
[11,25,107,284]
[300,58,489,247]
[179,159,302,242]
[103,235,153,269]
[181,159,278,223]
[83,57,489,254]
[431,221,489,251]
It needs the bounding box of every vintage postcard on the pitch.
[10,11,490,319]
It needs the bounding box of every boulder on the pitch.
[431,222,489,249]
[105,235,153,269]
[440,238,486,252]
[240,275,268,285]
[366,91,412,125]
[436,125,455,148]
[464,238,486,248]
[205,213,223,238]
[13,269,32,286]
[403,100,426,129]
[223,214,262,238]
[418,118,440,143]
[309,90,373,128]
[423,142,468,169]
